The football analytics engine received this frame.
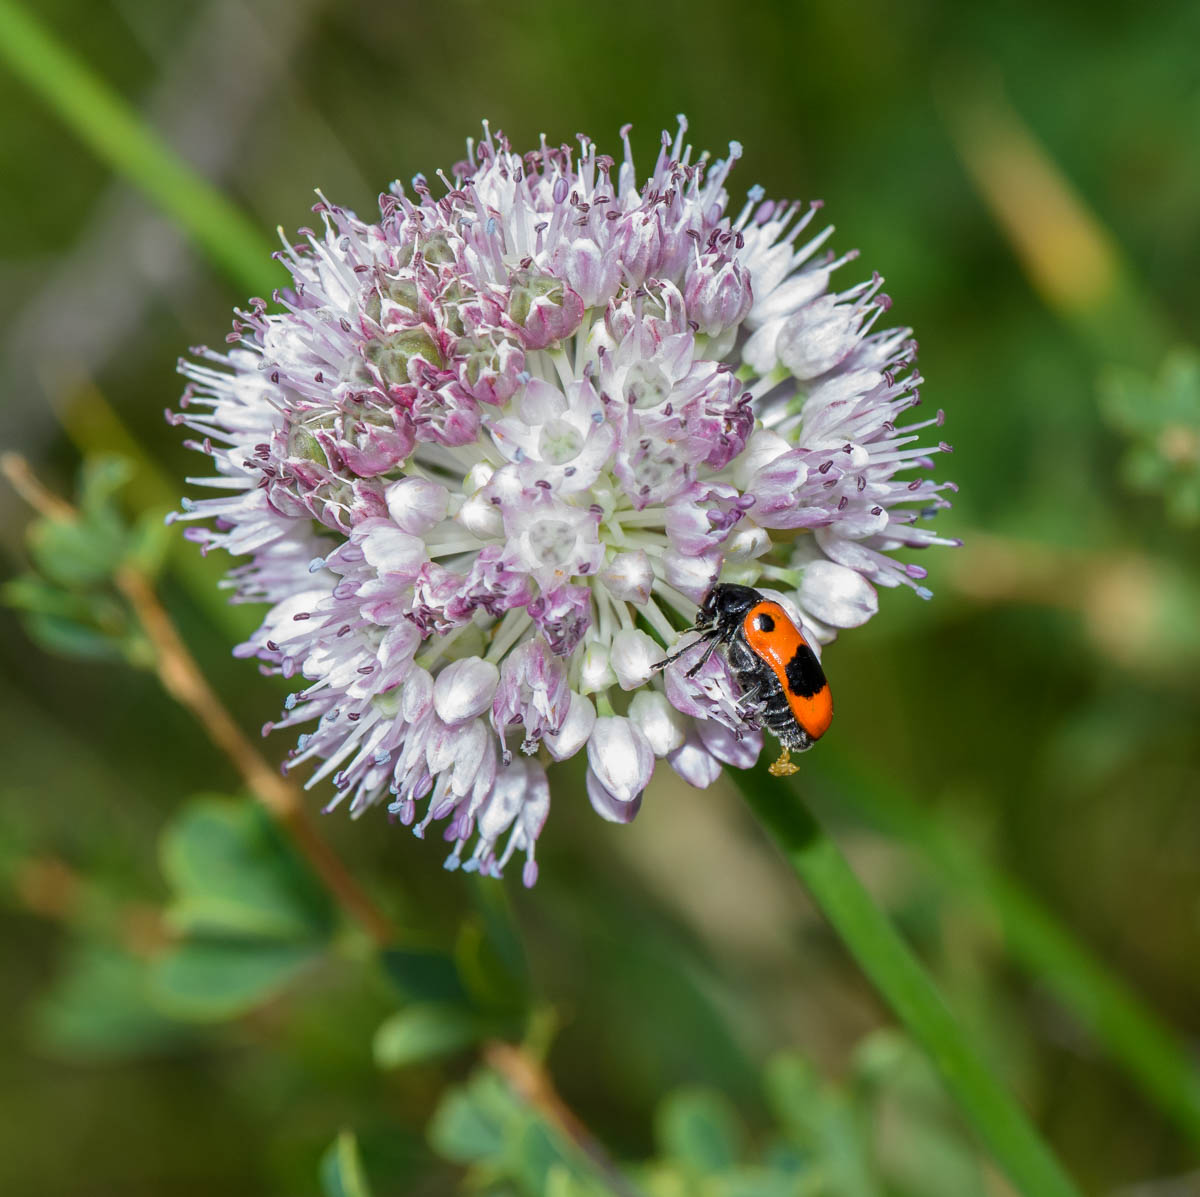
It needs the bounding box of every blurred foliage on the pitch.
[1101,348,1200,523]
[321,1130,376,1197]
[149,797,335,1020]
[3,454,167,664]
[419,1034,987,1197]
[2,0,1200,1194]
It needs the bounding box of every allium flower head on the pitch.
[171,118,958,885]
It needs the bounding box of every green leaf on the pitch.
[21,454,136,590]
[852,1033,988,1197]
[380,945,471,1006]
[543,1164,612,1197]
[4,575,108,622]
[656,1088,744,1174]
[1100,347,1200,523]
[32,941,196,1060]
[23,611,130,663]
[765,1055,881,1197]
[148,937,321,1020]
[373,1003,484,1069]
[77,454,134,519]
[511,1119,575,1196]
[126,508,172,579]
[428,1068,628,1196]
[713,1167,813,1197]
[428,1073,511,1163]
[160,797,334,941]
[4,574,146,665]
[27,513,127,589]
[319,1130,375,1197]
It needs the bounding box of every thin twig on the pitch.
[113,565,394,948]
[483,1039,643,1197]
[1,453,75,520]
[1,451,392,947]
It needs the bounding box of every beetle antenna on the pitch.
[650,629,711,673]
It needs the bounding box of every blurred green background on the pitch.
[2,0,1199,1194]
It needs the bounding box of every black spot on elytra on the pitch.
[784,646,826,698]
[754,612,775,633]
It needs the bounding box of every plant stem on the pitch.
[731,765,1083,1197]
[811,753,1200,1153]
[0,0,277,295]
[7,453,625,1179]
[2,451,391,947]
[113,565,395,949]
[484,1039,644,1197]
[1,452,76,521]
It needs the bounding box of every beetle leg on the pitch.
[735,681,764,714]
[683,632,725,677]
[650,629,711,673]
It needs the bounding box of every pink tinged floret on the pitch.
[798,560,879,627]
[599,550,653,604]
[696,717,762,769]
[586,765,643,824]
[663,653,744,730]
[459,758,549,885]
[412,379,483,447]
[528,583,592,656]
[609,210,664,289]
[628,690,686,756]
[503,268,586,349]
[410,546,535,634]
[587,715,654,805]
[433,657,500,724]
[491,638,571,759]
[489,377,614,494]
[776,279,887,381]
[552,236,623,308]
[666,729,723,789]
[745,450,812,527]
[401,666,435,721]
[357,520,427,579]
[543,690,596,760]
[609,628,661,690]
[663,547,722,604]
[502,491,604,587]
[456,335,525,406]
[602,279,688,346]
[385,476,449,534]
[684,254,753,336]
[665,481,754,555]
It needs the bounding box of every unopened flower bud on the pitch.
[628,690,686,756]
[587,716,654,804]
[386,477,449,534]
[610,628,660,690]
[433,657,500,724]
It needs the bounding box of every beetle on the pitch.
[653,583,833,776]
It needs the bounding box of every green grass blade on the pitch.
[731,764,1083,1197]
[0,0,277,294]
[810,753,1200,1152]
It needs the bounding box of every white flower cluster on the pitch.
[171,119,956,884]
